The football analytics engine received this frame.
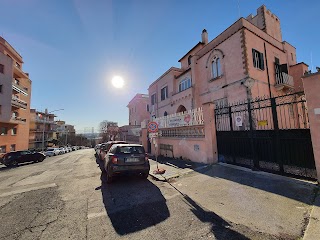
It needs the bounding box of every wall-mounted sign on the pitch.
[258,120,268,126]
[314,108,320,115]
[149,132,158,138]
[235,116,242,127]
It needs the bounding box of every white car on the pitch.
[59,147,65,154]
[45,148,60,157]
[67,147,72,152]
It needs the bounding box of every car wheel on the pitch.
[10,160,18,167]
[106,167,113,184]
[140,172,148,179]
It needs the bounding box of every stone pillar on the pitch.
[140,128,148,152]
[202,102,218,164]
[302,72,320,182]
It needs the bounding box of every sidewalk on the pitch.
[148,157,320,239]
[148,157,210,181]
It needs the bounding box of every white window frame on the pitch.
[161,86,168,101]
[211,56,222,79]
[179,78,191,92]
[151,93,157,105]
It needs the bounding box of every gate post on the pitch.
[271,97,284,173]
[248,101,259,169]
[302,72,320,182]
[203,102,218,164]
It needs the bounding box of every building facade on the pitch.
[0,37,32,153]
[142,5,314,169]
[29,109,57,150]
[148,5,308,118]
[127,93,150,126]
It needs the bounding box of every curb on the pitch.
[149,164,211,181]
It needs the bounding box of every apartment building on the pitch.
[127,94,150,126]
[29,109,57,150]
[56,121,76,145]
[0,37,32,153]
[148,5,308,117]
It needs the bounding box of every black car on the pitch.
[103,144,150,183]
[0,150,46,167]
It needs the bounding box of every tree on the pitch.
[99,120,120,142]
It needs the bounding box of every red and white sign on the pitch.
[147,121,158,133]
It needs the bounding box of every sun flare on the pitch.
[111,76,124,88]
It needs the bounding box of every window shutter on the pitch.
[260,52,265,70]
[252,49,256,67]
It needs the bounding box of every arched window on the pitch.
[177,105,187,113]
[212,56,222,78]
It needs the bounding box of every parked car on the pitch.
[0,150,46,167]
[103,144,150,183]
[59,147,66,154]
[45,148,60,157]
[67,147,72,152]
[94,144,102,156]
[99,141,127,161]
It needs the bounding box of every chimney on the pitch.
[201,29,208,44]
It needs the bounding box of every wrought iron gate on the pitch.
[215,92,316,180]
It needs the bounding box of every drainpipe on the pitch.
[264,42,272,98]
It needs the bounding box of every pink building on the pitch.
[149,5,307,116]
[127,93,149,126]
[143,5,318,181]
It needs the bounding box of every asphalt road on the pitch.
[0,149,280,240]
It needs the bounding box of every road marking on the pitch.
[88,211,106,220]
[0,183,57,198]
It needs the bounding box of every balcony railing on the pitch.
[12,79,28,96]
[11,96,27,109]
[10,116,26,124]
[275,72,294,90]
[35,117,55,124]
[154,107,204,129]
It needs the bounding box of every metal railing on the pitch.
[275,72,294,87]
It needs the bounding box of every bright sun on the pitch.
[111,76,124,88]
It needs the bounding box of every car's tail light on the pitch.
[111,155,118,164]
[145,153,149,162]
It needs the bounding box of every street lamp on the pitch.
[41,108,64,151]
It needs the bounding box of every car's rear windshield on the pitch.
[116,146,145,154]
[47,148,54,151]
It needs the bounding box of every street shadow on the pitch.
[157,157,319,206]
[99,177,170,235]
[181,192,250,240]
[156,155,207,170]
[201,164,319,206]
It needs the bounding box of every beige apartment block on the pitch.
[0,37,32,153]
[29,109,57,150]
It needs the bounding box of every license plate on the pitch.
[126,158,139,162]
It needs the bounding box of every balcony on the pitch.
[12,79,28,96]
[35,117,55,124]
[10,116,26,124]
[11,96,27,109]
[13,64,29,79]
[154,107,204,129]
[275,72,294,90]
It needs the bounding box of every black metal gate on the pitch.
[215,92,316,180]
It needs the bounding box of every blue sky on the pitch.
[1,0,319,133]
